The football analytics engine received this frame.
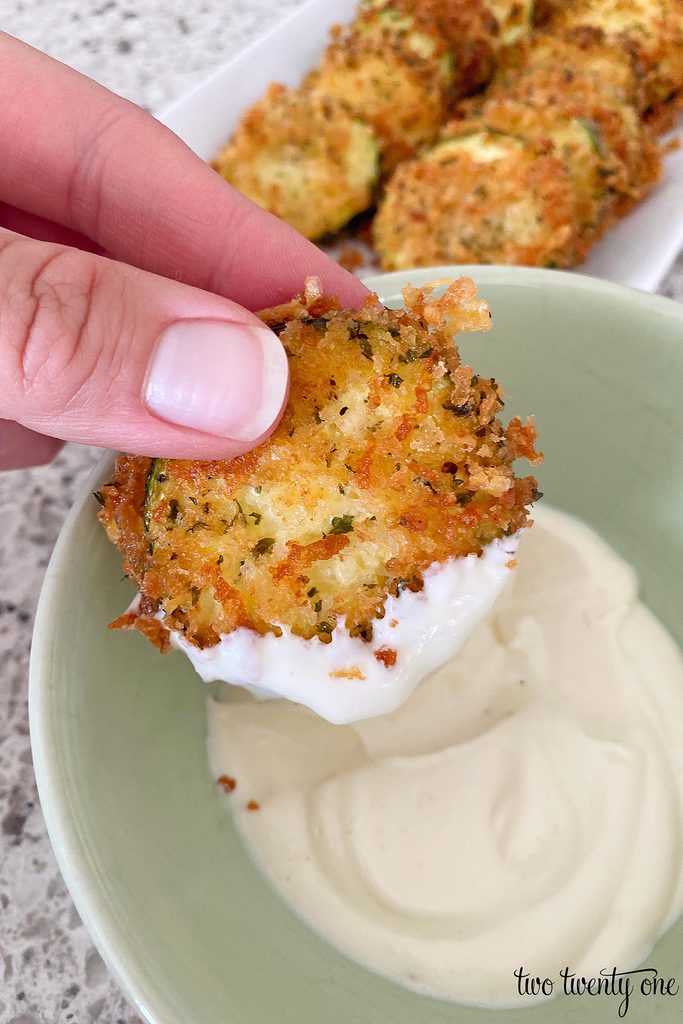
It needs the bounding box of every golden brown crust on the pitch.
[457,61,661,214]
[308,23,449,173]
[547,0,683,130]
[374,24,662,271]
[374,139,586,270]
[213,84,379,239]
[211,1,674,265]
[369,0,529,95]
[441,0,534,95]
[494,28,646,109]
[99,278,541,649]
[308,1,535,174]
[108,607,171,653]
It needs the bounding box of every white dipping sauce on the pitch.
[207,507,683,1006]
[174,534,518,724]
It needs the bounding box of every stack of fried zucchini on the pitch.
[214,0,534,239]
[214,0,683,268]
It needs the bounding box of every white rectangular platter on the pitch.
[157,0,683,293]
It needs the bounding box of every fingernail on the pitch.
[144,320,288,441]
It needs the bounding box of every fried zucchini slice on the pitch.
[355,0,455,78]
[375,39,663,273]
[213,84,380,240]
[374,129,588,269]
[450,0,535,93]
[459,61,661,221]
[549,0,683,129]
[308,1,535,172]
[308,1,456,173]
[99,278,540,650]
[496,29,645,110]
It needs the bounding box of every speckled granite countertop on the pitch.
[0,3,681,1022]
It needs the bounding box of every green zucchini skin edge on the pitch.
[143,458,166,532]
[577,118,603,156]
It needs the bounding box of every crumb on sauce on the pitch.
[246,800,260,811]
[217,774,236,793]
[329,666,366,680]
[375,647,397,668]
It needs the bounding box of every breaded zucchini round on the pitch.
[456,108,618,239]
[307,2,535,171]
[549,0,683,128]
[449,0,535,94]
[373,129,587,270]
[354,0,455,79]
[375,46,662,272]
[99,278,540,650]
[466,61,661,218]
[496,30,644,110]
[213,84,380,240]
[307,1,455,172]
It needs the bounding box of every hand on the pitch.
[0,32,368,470]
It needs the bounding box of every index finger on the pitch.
[0,32,369,310]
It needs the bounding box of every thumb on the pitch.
[0,229,289,459]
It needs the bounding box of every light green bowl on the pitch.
[30,268,683,1024]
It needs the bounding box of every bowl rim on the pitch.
[29,265,683,1024]
[360,264,683,315]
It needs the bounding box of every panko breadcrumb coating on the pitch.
[448,0,535,95]
[495,30,645,110]
[374,50,661,270]
[307,1,455,173]
[548,0,683,129]
[308,1,535,172]
[99,278,541,651]
[374,131,589,270]
[211,0,675,265]
[212,84,379,240]
[463,61,661,214]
